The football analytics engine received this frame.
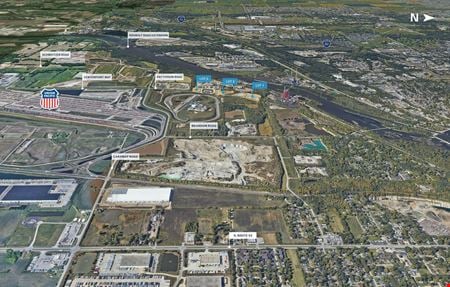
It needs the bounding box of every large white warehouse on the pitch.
[106,187,172,207]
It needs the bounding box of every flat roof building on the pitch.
[68,276,170,287]
[96,253,158,275]
[186,276,227,287]
[200,253,222,266]
[105,187,172,207]
[187,251,229,273]
[0,179,77,207]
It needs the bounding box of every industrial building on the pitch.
[105,187,172,207]
[0,179,77,207]
[186,276,228,287]
[27,253,70,273]
[67,276,170,287]
[96,253,158,275]
[187,251,229,273]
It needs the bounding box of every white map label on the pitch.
[112,153,140,161]
[155,73,184,82]
[40,51,71,59]
[82,73,113,81]
[190,122,219,130]
[128,32,170,39]
[229,232,257,240]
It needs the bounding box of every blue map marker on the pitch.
[177,15,186,23]
[252,81,268,90]
[251,80,268,96]
[222,77,239,92]
[196,74,212,87]
[323,39,331,48]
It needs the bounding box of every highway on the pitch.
[55,151,120,287]
[1,243,448,254]
[0,85,167,173]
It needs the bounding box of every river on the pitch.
[89,33,445,148]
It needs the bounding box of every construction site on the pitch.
[121,139,279,187]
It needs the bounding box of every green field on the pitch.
[95,63,121,74]
[71,180,96,210]
[0,210,26,246]
[347,215,364,239]
[0,206,78,248]
[6,224,35,247]
[34,224,65,247]
[71,253,97,275]
[0,253,59,287]
[328,209,344,233]
[13,68,81,89]
[288,249,306,287]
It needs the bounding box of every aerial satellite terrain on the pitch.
[0,0,449,286]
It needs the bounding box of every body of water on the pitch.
[87,33,445,148]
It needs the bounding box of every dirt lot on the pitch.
[123,139,280,187]
[224,109,245,120]
[234,209,287,233]
[159,208,197,245]
[197,208,227,236]
[261,232,279,244]
[131,138,168,156]
[172,188,285,209]
[274,109,307,135]
[82,209,152,246]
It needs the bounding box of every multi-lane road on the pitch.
[1,243,448,254]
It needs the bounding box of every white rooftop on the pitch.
[107,187,172,203]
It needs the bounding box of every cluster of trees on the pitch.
[184,221,198,233]
[298,247,418,286]
[213,223,231,244]
[236,249,282,287]
[5,249,21,265]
